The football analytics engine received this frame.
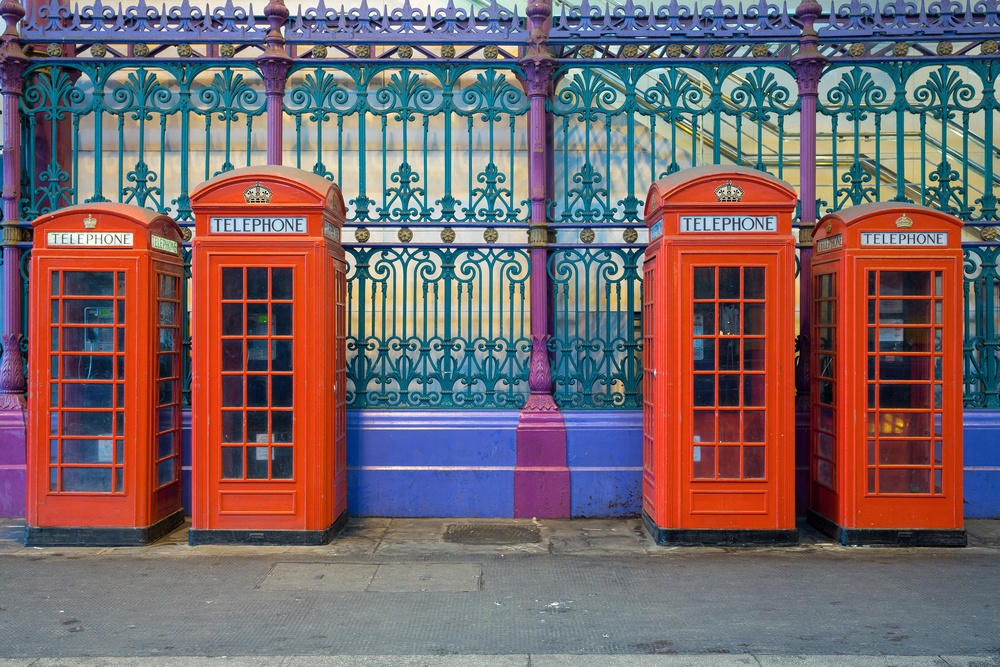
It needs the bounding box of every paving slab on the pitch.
[257,563,379,591]
[755,655,951,666]
[366,562,482,592]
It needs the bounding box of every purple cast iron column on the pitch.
[0,0,29,517]
[514,0,569,519]
[790,0,827,517]
[257,0,291,166]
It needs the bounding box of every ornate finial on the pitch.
[895,214,913,229]
[715,180,744,203]
[825,220,832,234]
[83,215,97,229]
[243,182,273,204]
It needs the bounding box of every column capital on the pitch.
[790,0,827,97]
[519,55,556,98]
[257,0,292,95]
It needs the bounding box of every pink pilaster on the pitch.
[0,0,29,516]
[515,0,568,518]
[790,0,827,516]
[257,0,291,166]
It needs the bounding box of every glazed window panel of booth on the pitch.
[219,266,296,481]
[813,272,837,489]
[155,273,182,489]
[865,270,945,496]
[49,270,127,494]
[691,265,768,481]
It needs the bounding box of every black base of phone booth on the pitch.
[807,510,967,547]
[642,511,799,547]
[188,509,348,546]
[24,510,184,548]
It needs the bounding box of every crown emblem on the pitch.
[715,180,744,203]
[83,215,97,229]
[895,214,913,229]
[243,182,273,204]
[825,220,833,234]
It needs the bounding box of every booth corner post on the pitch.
[25,203,186,547]
[188,166,348,546]
[809,203,967,547]
[642,165,799,547]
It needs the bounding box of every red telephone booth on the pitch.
[25,204,185,546]
[643,166,798,545]
[809,203,966,546]
[189,166,348,545]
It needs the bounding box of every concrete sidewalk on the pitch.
[1,517,998,664]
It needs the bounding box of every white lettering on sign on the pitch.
[680,215,777,233]
[150,234,179,255]
[209,217,308,234]
[860,232,948,246]
[47,232,134,247]
[649,221,663,240]
[816,234,843,253]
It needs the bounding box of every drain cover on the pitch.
[445,524,540,545]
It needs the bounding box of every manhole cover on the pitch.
[445,524,539,545]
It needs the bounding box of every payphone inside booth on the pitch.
[809,203,966,546]
[189,166,348,545]
[26,204,185,546]
[643,166,798,546]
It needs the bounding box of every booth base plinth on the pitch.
[642,511,798,547]
[807,509,967,547]
[189,510,348,546]
[24,510,184,547]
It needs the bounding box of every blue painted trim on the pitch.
[964,409,1000,518]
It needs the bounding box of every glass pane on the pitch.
[221,446,243,478]
[62,412,113,436]
[718,375,740,406]
[117,272,126,295]
[272,268,293,300]
[867,271,876,296]
[693,375,714,407]
[868,467,876,493]
[693,303,715,339]
[817,354,834,378]
[879,384,932,409]
[158,329,175,352]
[221,268,243,300]
[64,272,114,296]
[693,410,715,443]
[62,439,114,464]
[934,413,942,437]
[158,274,176,299]
[817,459,834,487]
[117,382,124,411]
[51,300,59,324]
[868,440,876,465]
[272,411,294,443]
[718,410,740,442]
[222,340,243,372]
[50,412,58,435]
[159,302,175,326]
[934,384,942,409]
[718,446,740,478]
[879,468,930,494]
[868,328,875,352]
[868,299,875,324]
[935,300,942,325]
[52,272,60,296]
[934,272,943,297]
[158,458,176,487]
[879,299,931,325]
[222,304,243,336]
[247,267,269,300]
[63,301,114,327]
[744,340,765,371]
[51,328,59,351]
[818,300,834,325]
[744,304,765,335]
[61,383,113,409]
[117,356,124,380]
[743,410,765,442]
[718,338,740,371]
[935,356,942,380]
[247,376,269,407]
[246,303,269,336]
[62,467,112,492]
[877,329,931,353]
[158,380,175,406]
[935,441,943,465]
[718,303,740,336]
[818,380,834,405]
[693,267,715,299]
[272,340,293,372]
[875,412,931,438]
[819,406,834,432]
[272,375,293,408]
[817,328,834,351]
[246,339,269,372]
[247,446,269,478]
[718,267,740,300]
[222,376,243,407]
[116,439,124,464]
[817,432,834,459]
[744,267,765,300]
[50,468,58,491]
[50,439,58,463]
[880,271,931,296]
[693,445,715,478]
[879,440,931,465]
[880,355,932,381]
[272,447,293,479]
[868,384,875,408]
[118,328,126,353]
[819,273,833,299]
[934,469,942,494]
[118,299,125,324]
[935,329,942,352]
[221,411,243,443]
[272,303,293,337]
[743,375,765,407]
[247,411,268,444]
[743,446,765,479]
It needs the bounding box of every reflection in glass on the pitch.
[222,304,243,336]
[879,468,930,494]
[62,411,113,436]
[744,340,765,371]
[743,411,765,442]
[879,440,931,465]
[272,447,293,479]
[62,467,112,492]
[693,445,715,478]
[880,271,931,296]
[745,267,766,300]
[718,446,740,478]
[221,446,243,478]
[64,271,114,296]
[879,299,931,325]
[222,376,243,407]
[221,411,243,443]
[62,439,114,464]
[718,410,740,442]
[817,432,834,459]
[693,410,715,443]
[221,268,243,299]
[693,267,715,299]
[743,446,765,478]
[743,375,765,407]
[158,459,176,487]
[62,383,113,409]
[817,459,834,487]
[222,340,243,372]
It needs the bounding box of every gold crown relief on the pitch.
[244,182,273,204]
[714,180,744,203]
[83,215,97,229]
[895,214,913,228]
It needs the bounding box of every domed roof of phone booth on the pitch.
[645,164,797,219]
[190,165,347,221]
[32,202,181,235]
[814,202,965,237]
